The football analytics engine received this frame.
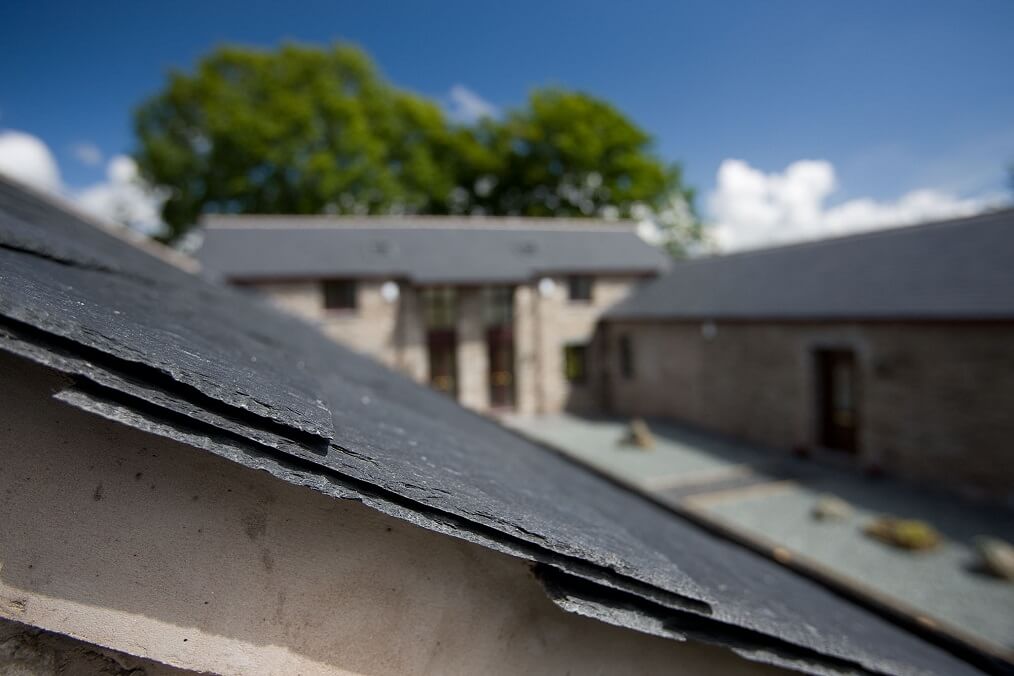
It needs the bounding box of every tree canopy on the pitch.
[134,43,698,254]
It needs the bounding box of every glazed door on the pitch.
[427,329,458,398]
[487,326,515,409]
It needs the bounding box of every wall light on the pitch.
[381,281,400,303]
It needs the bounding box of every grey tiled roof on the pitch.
[608,208,1014,321]
[196,215,670,283]
[0,175,997,675]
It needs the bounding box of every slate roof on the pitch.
[607,208,1014,321]
[0,174,1001,676]
[196,215,670,284]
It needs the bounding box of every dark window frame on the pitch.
[322,279,357,311]
[567,275,593,302]
[482,286,514,327]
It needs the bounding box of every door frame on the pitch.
[813,347,860,453]
[806,334,871,460]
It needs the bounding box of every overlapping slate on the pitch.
[0,179,333,442]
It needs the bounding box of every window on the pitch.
[564,344,589,384]
[483,286,514,327]
[567,275,593,302]
[619,334,634,380]
[323,280,356,310]
[422,287,457,329]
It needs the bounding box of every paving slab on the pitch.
[504,413,1014,656]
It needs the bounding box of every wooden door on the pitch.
[816,349,858,453]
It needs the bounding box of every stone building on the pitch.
[0,172,989,676]
[196,215,669,415]
[600,208,1014,497]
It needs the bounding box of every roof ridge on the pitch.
[201,213,639,232]
[688,205,1014,266]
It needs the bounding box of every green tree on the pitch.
[134,44,700,255]
[461,90,691,217]
[134,43,486,242]
[451,89,701,256]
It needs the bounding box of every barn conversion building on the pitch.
[0,178,1000,674]
[599,208,1014,497]
[197,215,668,416]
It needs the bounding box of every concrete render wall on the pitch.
[602,320,1014,497]
[247,275,643,416]
[0,352,780,676]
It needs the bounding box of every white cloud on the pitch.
[71,141,103,167]
[446,84,498,123]
[76,155,168,236]
[708,159,1004,252]
[0,130,62,192]
[0,129,165,236]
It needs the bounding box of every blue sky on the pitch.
[1,0,1012,245]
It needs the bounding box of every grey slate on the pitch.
[608,208,1014,321]
[196,215,670,283]
[0,175,998,675]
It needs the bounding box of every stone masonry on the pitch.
[246,274,645,416]
[599,319,1014,497]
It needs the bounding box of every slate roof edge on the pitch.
[0,173,199,274]
[200,213,642,232]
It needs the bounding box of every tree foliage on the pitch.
[134,43,698,253]
[462,90,691,219]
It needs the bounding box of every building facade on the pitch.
[600,209,1014,498]
[198,216,668,415]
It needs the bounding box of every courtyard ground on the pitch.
[503,413,1014,659]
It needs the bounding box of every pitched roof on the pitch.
[196,214,670,283]
[0,174,997,675]
[607,208,1014,321]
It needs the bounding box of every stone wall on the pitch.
[249,279,400,367]
[601,320,1014,497]
[246,279,429,384]
[456,287,489,411]
[247,275,645,416]
[511,275,643,415]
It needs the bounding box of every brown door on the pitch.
[427,329,457,398]
[816,349,858,453]
[487,326,515,409]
